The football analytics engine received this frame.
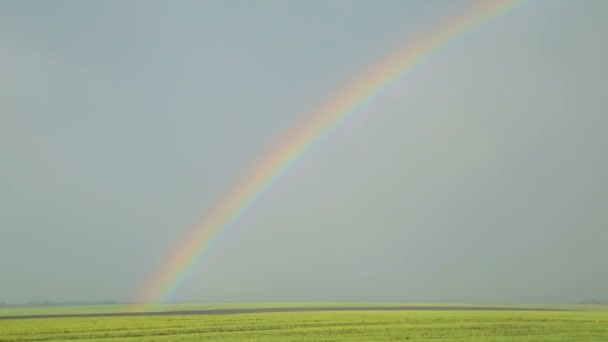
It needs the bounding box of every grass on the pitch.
[1,305,607,341]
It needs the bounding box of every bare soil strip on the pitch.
[0,306,571,320]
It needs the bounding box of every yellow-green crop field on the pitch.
[1,305,607,341]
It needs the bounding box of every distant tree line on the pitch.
[579,299,608,305]
[0,300,118,308]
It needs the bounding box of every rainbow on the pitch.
[138,0,524,306]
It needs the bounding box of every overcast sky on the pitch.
[1,0,607,304]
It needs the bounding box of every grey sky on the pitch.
[1,0,607,304]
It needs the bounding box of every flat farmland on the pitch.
[1,304,607,341]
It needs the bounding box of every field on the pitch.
[1,303,607,341]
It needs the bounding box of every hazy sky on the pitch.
[1,0,607,304]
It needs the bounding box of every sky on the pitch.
[1,0,607,304]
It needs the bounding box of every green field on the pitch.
[1,304,607,341]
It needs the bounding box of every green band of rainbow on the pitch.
[138,0,524,306]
